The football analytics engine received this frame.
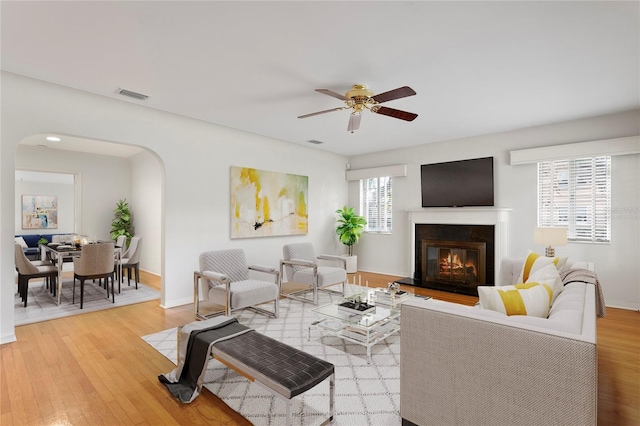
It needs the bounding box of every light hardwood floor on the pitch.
[1,271,638,425]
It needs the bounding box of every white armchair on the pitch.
[280,242,347,305]
[194,248,280,319]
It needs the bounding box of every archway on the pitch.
[14,133,165,317]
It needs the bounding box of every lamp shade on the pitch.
[533,227,568,246]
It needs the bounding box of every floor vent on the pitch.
[117,88,149,100]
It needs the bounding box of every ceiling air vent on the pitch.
[306,140,324,145]
[117,88,149,100]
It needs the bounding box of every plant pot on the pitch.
[344,255,357,273]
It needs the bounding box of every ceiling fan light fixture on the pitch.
[345,84,374,99]
[299,83,417,132]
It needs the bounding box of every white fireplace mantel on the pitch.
[408,207,511,283]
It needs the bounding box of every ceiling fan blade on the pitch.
[298,107,346,119]
[373,106,418,121]
[347,114,362,132]
[371,86,416,104]
[315,89,348,101]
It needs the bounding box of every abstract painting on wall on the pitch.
[22,195,58,229]
[230,166,308,238]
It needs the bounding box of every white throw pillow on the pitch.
[478,282,554,318]
[527,263,563,302]
[517,251,568,283]
[15,236,28,248]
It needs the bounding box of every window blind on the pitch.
[361,176,392,233]
[538,156,611,242]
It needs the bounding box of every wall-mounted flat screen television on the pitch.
[421,156,494,207]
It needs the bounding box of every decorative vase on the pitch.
[344,255,357,274]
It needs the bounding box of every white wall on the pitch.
[15,146,132,241]
[130,150,162,275]
[0,72,347,344]
[15,179,74,234]
[348,109,640,310]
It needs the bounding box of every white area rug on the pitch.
[142,284,401,426]
[15,276,160,326]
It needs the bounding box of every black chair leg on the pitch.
[80,278,85,309]
[73,277,76,304]
[18,275,23,301]
[134,264,139,289]
[23,278,29,307]
[111,273,115,303]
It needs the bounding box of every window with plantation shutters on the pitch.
[538,156,611,243]
[360,176,392,233]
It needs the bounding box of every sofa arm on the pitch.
[400,300,597,426]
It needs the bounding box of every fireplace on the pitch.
[402,208,511,296]
[413,224,494,295]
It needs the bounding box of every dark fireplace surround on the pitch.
[414,224,495,296]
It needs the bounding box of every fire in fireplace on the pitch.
[421,240,486,286]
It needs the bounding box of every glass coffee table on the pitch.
[309,290,428,362]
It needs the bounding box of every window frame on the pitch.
[360,176,393,234]
[537,156,611,243]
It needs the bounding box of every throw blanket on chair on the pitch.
[560,268,606,318]
[159,316,253,403]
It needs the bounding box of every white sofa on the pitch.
[400,257,597,426]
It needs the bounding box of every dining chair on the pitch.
[120,236,142,289]
[14,243,58,307]
[195,248,279,319]
[73,242,116,309]
[280,242,347,305]
[115,235,127,256]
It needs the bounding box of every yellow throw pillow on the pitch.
[518,251,568,283]
[478,282,553,317]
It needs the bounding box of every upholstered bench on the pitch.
[160,317,335,425]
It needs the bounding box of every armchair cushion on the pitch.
[291,266,347,288]
[208,280,279,309]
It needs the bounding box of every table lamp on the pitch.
[533,227,567,257]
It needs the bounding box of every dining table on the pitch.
[41,242,123,305]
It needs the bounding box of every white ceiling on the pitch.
[2,1,638,157]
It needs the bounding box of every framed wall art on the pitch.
[22,195,58,229]
[230,166,308,238]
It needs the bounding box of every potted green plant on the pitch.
[110,198,134,247]
[335,206,367,273]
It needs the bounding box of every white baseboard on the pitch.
[1,333,17,345]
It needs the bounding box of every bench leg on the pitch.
[329,372,335,422]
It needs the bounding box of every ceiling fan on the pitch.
[298,84,418,132]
